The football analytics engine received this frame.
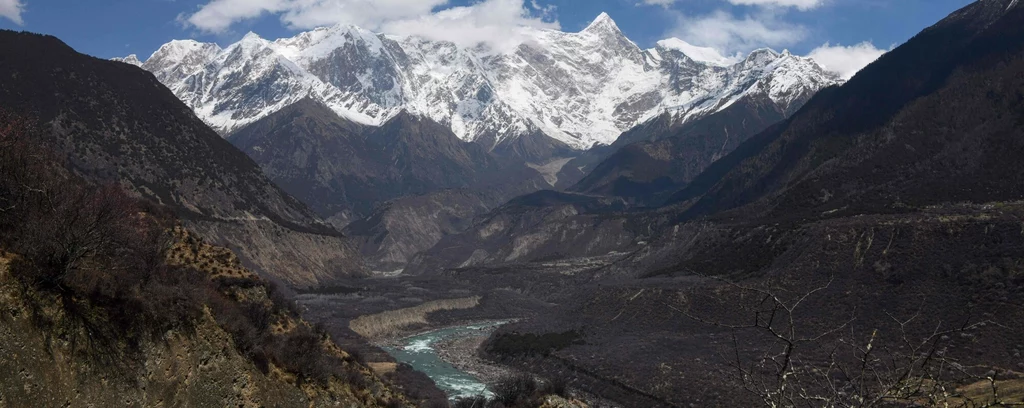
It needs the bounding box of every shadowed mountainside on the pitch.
[569,92,807,205]
[229,99,552,226]
[0,30,365,287]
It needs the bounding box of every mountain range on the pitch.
[112,13,841,271]
[400,1,1024,404]
[3,0,1024,406]
[119,13,839,153]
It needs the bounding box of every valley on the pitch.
[2,0,1024,406]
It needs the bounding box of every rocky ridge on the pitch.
[126,13,840,150]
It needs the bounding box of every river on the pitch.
[381,321,509,400]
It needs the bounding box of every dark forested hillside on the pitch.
[0,30,364,287]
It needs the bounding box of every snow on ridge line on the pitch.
[655,38,738,67]
[122,13,840,150]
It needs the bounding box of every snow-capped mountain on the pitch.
[127,13,840,150]
[111,54,142,66]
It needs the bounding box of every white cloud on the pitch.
[667,10,806,55]
[182,0,558,52]
[807,41,888,80]
[182,0,446,33]
[0,0,25,25]
[640,0,823,10]
[639,0,677,6]
[381,0,559,53]
[726,0,823,10]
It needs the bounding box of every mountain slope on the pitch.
[229,99,549,225]
[0,30,365,287]
[667,0,1024,221]
[0,243,408,408]
[403,75,823,271]
[568,91,810,205]
[130,14,839,151]
[343,189,497,271]
[226,98,368,225]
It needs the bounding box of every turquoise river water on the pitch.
[381,321,508,400]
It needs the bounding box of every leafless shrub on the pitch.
[675,275,1022,407]
[453,396,488,408]
[492,374,539,407]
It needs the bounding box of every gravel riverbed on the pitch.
[433,334,514,386]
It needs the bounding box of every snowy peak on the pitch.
[656,38,737,66]
[113,54,142,67]
[131,15,840,149]
[743,48,783,66]
[272,23,385,62]
[148,39,221,64]
[583,12,620,33]
[241,31,263,42]
[231,32,270,55]
[579,12,632,45]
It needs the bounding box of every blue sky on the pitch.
[0,0,973,75]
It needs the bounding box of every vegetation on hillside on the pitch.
[0,110,409,406]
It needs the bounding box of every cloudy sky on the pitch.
[0,0,972,79]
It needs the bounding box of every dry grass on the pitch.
[367,362,398,375]
[349,297,481,339]
[165,226,253,280]
[953,378,1024,406]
